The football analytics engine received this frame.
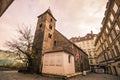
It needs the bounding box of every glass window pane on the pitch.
[115,23,120,34]
[113,2,118,13]
[110,13,114,21]
[111,30,116,39]
[107,21,111,28]
[109,36,112,43]
[106,27,109,34]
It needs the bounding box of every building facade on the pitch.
[0,0,14,17]
[70,31,97,72]
[32,9,90,76]
[95,0,120,76]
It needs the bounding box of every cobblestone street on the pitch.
[0,71,120,80]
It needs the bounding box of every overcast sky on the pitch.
[0,0,108,50]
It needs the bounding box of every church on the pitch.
[32,9,90,76]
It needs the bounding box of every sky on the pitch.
[0,0,108,50]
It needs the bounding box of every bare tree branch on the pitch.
[5,25,34,69]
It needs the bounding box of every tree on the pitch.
[6,25,35,72]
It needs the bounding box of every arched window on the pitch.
[48,33,52,39]
[49,25,52,30]
[39,24,42,29]
[50,18,52,22]
[54,41,57,46]
[68,55,71,63]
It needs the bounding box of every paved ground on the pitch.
[69,73,120,80]
[0,71,120,80]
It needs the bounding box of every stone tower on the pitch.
[33,9,56,53]
[32,9,56,73]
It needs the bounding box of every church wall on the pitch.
[63,52,75,74]
[53,30,90,72]
[53,30,71,48]
[42,51,75,75]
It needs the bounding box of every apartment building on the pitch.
[70,31,97,72]
[95,0,120,76]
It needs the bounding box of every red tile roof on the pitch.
[70,33,97,42]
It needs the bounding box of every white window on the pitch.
[109,36,112,43]
[106,27,109,34]
[115,23,120,34]
[90,60,93,64]
[105,53,108,60]
[111,30,116,40]
[113,46,117,56]
[107,21,111,28]
[102,44,105,50]
[116,41,120,52]
[108,51,112,59]
[113,2,118,13]
[102,33,105,40]
[110,13,114,21]
[104,41,108,48]
[101,54,105,61]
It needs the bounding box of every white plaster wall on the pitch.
[42,51,75,75]
[63,53,75,75]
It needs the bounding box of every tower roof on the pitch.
[38,8,56,21]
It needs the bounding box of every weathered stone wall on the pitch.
[53,30,90,72]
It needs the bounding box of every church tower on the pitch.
[33,9,56,53]
[32,9,56,73]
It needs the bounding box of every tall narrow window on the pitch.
[54,41,57,46]
[48,33,52,39]
[113,2,118,13]
[107,21,111,28]
[106,27,109,34]
[111,30,116,40]
[89,53,91,57]
[39,24,42,28]
[90,60,93,64]
[109,36,112,43]
[115,23,120,34]
[110,13,114,21]
[105,53,108,60]
[116,41,120,53]
[108,51,112,59]
[115,45,119,56]
[49,25,52,30]
[68,55,71,63]
[50,18,52,22]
